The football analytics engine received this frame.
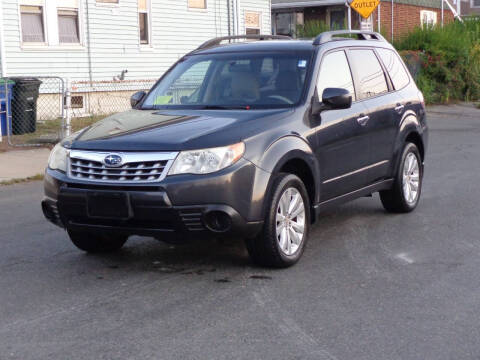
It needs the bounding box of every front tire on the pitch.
[68,230,128,253]
[380,142,423,213]
[246,173,310,268]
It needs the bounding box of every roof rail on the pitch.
[197,35,292,50]
[313,30,386,45]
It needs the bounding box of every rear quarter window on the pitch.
[377,48,410,90]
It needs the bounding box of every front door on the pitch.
[314,50,371,201]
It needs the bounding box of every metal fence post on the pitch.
[65,77,72,137]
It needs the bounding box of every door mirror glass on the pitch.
[130,91,146,108]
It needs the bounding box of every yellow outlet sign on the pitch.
[350,0,380,19]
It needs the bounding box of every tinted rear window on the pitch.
[377,48,410,90]
[348,49,388,100]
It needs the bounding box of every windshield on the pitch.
[142,51,313,110]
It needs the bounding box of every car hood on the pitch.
[68,109,293,152]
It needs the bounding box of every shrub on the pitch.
[296,20,331,38]
[395,17,480,104]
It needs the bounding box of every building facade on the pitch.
[0,0,271,81]
[460,0,480,16]
[272,0,455,39]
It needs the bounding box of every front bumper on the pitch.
[42,159,267,239]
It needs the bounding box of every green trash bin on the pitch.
[10,78,42,135]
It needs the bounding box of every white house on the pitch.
[0,0,272,81]
[0,0,271,120]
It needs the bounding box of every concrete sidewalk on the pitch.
[0,148,50,182]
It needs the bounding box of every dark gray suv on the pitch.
[42,31,428,268]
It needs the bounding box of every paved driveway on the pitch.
[1,104,480,360]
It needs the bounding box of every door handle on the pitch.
[395,104,405,113]
[357,115,370,126]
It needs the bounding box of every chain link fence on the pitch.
[1,77,65,147]
[0,77,158,148]
[68,79,157,132]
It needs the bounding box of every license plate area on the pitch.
[87,192,131,219]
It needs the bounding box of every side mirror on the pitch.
[311,87,352,116]
[130,91,146,108]
[322,88,352,110]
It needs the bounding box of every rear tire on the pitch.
[68,230,127,253]
[245,173,310,268]
[380,142,423,213]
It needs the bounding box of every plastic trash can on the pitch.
[10,78,42,135]
[0,79,14,136]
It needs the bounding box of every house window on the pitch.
[327,8,346,30]
[20,5,45,43]
[58,9,80,43]
[274,11,303,37]
[245,11,261,35]
[420,10,437,27]
[472,0,480,8]
[138,0,149,44]
[188,0,206,9]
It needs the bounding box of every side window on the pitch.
[317,51,355,101]
[377,48,410,91]
[348,49,388,100]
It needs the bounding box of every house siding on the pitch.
[1,0,271,81]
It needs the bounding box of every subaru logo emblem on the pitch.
[104,154,123,167]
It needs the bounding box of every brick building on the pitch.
[272,0,455,40]
[371,0,455,41]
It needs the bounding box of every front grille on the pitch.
[68,150,178,184]
[70,158,168,182]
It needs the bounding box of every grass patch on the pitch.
[0,173,44,186]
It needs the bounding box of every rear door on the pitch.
[346,48,396,184]
[314,50,370,201]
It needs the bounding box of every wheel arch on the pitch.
[257,136,321,224]
[405,131,425,162]
[392,114,426,176]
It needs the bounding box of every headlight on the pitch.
[168,142,245,175]
[48,143,69,173]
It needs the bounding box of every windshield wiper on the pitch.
[199,105,251,110]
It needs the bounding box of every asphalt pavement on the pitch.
[1,104,480,360]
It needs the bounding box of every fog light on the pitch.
[204,211,232,233]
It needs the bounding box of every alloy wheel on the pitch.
[402,152,420,205]
[275,187,306,256]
